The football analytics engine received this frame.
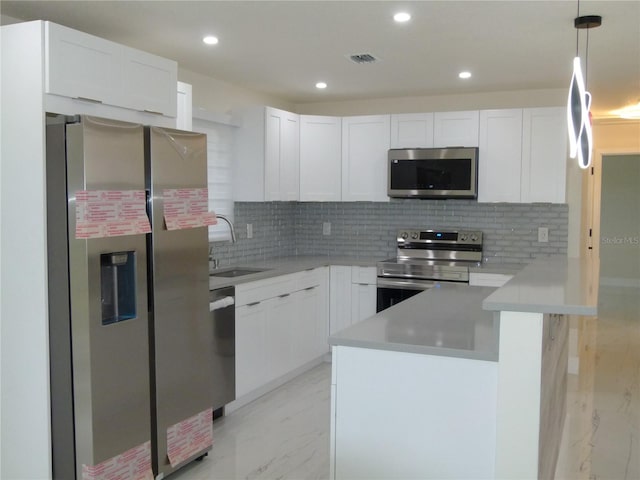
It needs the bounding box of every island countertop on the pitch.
[482,256,598,316]
[329,284,499,362]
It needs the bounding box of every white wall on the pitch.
[600,154,640,285]
[1,21,52,479]
[294,88,566,116]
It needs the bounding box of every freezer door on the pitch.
[65,116,151,477]
[145,126,213,476]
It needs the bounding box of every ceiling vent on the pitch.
[347,53,379,64]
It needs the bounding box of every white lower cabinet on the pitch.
[235,267,328,398]
[351,283,377,324]
[330,266,353,334]
[235,301,268,398]
[330,265,377,335]
[351,266,377,324]
[266,294,297,382]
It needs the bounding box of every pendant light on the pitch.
[567,7,602,170]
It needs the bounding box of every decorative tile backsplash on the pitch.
[209,200,568,266]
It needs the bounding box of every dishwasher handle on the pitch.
[209,296,235,311]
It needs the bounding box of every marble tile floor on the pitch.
[172,362,331,480]
[173,284,639,480]
[555,285,640,480]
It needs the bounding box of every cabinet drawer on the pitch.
[236,274,296,306]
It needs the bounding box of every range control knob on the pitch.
[411,232,419,240]
[459,233,468,241]
[470,234,478,242]
[400,231,409,239]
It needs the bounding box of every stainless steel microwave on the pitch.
[387,147,479,199]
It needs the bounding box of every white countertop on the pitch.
[209,255,379,290]
[329,284,500,362]
[482,256,599,316]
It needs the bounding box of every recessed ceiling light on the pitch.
[203,36,219,45]
[459,71,472,79]
[394,12,411,23]
[316,82,327,89]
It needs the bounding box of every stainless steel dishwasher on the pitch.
[209,286,235,415]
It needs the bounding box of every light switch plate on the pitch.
[538,227,549,243]
[247,223,253,239]
[323,222,331,236]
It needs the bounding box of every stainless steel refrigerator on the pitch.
[47,115,213,479]
[145,126,214,478]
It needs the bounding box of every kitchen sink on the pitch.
[210,267,270,278]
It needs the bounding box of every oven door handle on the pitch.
[376,278,437,291]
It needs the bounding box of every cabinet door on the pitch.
[293,286,321,365]
[176,82,192,131]
[264,108,300,201]
[264,108,283,200]
[342,115,391,202]
[478,109,523,203]
[121,47,177,116]
[45,22,122,105]
[279,111,300,201]
[521,107,567,203]
[330,266,353,335]
[434,110,480,147]
[266,294,296,381]
[235,302,268,398]
[390,113,434,148]
[300,115,342,201]
[351,283,377,324]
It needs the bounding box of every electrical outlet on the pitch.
[538,227,549,243]
[323,222,331,236]
[247,223,253,239]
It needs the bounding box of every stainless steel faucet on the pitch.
[216,214,237,243]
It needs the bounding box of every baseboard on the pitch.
[224,355,326,414]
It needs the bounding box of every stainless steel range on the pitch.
[376,229,483,311]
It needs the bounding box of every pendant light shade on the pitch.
[567,12,602,170]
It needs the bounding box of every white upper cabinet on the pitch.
[300,115,342,201]
[44,22,177,117]
[478,107,567,204]
[176,82,193,131]
[45,22,121,104]
[120,48,178,116]
[521,107,567,203]
[433,110,480,147]
[342,115,391,202]
[390,113,434,148]
[234,106,300,201]
[478,109,523,203]
[265,107,300,201]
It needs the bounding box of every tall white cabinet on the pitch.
[234,106,300,201]
[341,115,391,202]
[300,115,342,201]
[1,20,179,479]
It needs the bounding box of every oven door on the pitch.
[376,277,437,312]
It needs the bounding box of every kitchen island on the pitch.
[329,256,598,480]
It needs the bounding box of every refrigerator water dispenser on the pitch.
[100,251,137,325]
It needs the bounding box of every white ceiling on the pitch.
[2,1,639,118]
